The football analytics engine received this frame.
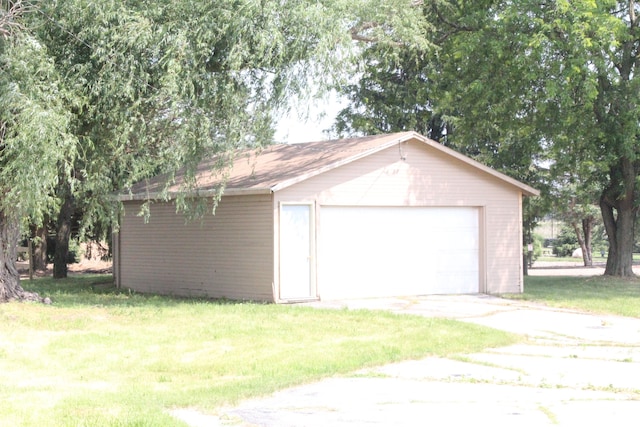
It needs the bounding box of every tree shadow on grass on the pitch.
[19,274,259,309]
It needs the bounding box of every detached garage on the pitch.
[114,131,539,302]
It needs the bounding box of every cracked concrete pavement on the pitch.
[172,284,640,426]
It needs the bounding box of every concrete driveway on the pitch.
[172,295,640,427]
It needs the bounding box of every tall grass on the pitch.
[0,275,518,426]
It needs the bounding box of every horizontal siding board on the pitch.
[119,194,274,301]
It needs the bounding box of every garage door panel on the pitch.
[448,227,478,242]
[320,206,479,299]
[436,253,477,272]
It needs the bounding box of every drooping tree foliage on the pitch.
[1,0,75,300]
[0,0,431,300]
[335,0,640,277]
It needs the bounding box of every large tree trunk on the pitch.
[0,210,44,303]
[0,210,23,301]
[601,201,636,276]
[600,158,637,277]
[53,192,74,279]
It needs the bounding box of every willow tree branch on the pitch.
[350,21,378,43]
[0,0,31,38]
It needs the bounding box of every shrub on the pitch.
[552,226,578,257]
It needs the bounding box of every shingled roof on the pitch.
[119,131,539,200]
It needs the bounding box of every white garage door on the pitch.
[320,206,479,299]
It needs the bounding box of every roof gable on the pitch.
[121,131,539,200]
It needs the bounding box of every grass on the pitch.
[0,275,518,427]
[510,275,640,318]
[536,255,602,263]
[536,253,640,263]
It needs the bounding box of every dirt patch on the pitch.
[67,259,113,274]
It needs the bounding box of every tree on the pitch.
[0,0,28,38]
[1,0,432,299]
[550,172,602,267]
[29,220,48,272]
[337,0,640,277]
[333,44,451,142]
[1,1,75,301]
[553,225,580,258]
[481,1,639,276]
[562,199,600,267]
[444,1,640,276]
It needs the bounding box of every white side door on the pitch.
[279,204,315,300]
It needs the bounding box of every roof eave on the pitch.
[409,133,541,197]
[115,187,273,202]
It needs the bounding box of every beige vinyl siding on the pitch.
[484,200,523,293]
[275,140,524,295]
[118,194,274,301]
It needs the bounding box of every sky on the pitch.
[274,91,347,144]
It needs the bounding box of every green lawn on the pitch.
[0,275,517,427]
[514,275,640,318]
[535,253,640,263]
